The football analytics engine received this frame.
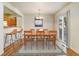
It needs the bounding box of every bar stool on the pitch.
[17,29,23,46]
[4,29,17,51]
[17,29,23,39]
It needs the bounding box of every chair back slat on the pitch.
[49,31,57,35]
[24,31,32,35]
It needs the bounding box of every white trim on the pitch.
[3,2,23,17]
[0,50,4,55]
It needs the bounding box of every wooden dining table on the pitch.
[24,30,57,49]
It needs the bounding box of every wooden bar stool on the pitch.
[17,29,23,46]
[17,29,23,39]
[4,29,17,51]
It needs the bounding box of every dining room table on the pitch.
[24,30,57,49]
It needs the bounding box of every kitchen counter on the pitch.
[4,27,22,33]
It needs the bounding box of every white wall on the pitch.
[23,14,54,30]
[55,2,79,53]
[3,2,24,29]
[3,2,23,17]
[16,16,23,27]
[0,3,4,55]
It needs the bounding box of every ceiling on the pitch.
[10,2,68,14]
[4,6,18,16]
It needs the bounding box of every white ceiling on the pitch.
[10,2,68,14]
[4,6,18,16]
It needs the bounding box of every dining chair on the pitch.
[36,30,45,49]
[47,31,57,49]
[43,29,49,48]
[24,30,33,49]
[30,29,35,41]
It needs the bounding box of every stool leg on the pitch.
[47,40,50,49]
[20,32,22,39]
[36,37,37,49]
[31,36,34,50]
[43,37,44,49]
[11,35,15,51]
[36,37,38,49]
[36,39,38,49]
[4,34,7,49]
[24,36,27,50]
[46,39,47,49]
[24,39,26,50]
[14,33,17,39]
[30,36,32,50]
[47,36,50,49]
[44,37,47,49]
[18,33,20,39]
[42,36,44,49]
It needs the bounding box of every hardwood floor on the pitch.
[3,39,79,56]
[67,48,79,56]
[2,39,23,56]
[13,41,66,56]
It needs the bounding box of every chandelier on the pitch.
[35,9,43,20]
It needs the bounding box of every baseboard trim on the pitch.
[0,50,4,56]
[67,48,79,56]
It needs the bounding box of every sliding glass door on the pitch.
[57,10,70,53]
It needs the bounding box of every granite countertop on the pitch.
[4,27,22,33]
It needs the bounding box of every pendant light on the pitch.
[35,9,43,20]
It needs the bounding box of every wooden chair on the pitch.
[24,30,34,49]
[36,30,45,49]
[30,29,35,32]
[43,29,49,48]
[30,29,35,40]
[47,31,57,49]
